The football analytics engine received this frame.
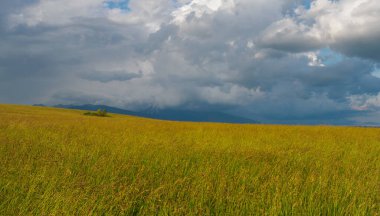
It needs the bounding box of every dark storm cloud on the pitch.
[1,0,380,125]
[332,33,380,63]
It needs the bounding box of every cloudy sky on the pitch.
[1,0,380,125]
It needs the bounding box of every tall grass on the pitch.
[0,105,379,215]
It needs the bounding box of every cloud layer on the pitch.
[1,0,380,125]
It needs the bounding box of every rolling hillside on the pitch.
[0,104,379,215]
[52,104,259,124]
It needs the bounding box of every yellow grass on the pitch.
[0,104,379,215]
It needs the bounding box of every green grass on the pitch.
[83,109,109,117]
[0,104,379,215]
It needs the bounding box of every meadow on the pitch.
[0,104,379,215]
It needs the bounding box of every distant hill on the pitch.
[54,104,140,116]
[50,104,258,124]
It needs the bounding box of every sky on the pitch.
[0,0,380,125]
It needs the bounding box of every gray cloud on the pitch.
[1,0,380,125]
[259,0,380,62]
[258,18,324,53]
[79,70,142,83]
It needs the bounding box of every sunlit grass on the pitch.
[0,104,379,215]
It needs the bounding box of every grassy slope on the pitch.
[0,104,379,215]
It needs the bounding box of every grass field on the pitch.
[0,104,379,215]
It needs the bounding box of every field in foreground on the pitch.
[0,105,379,215]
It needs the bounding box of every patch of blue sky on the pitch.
[303,0,312,9]
[285,0,312,16]
[104,0,130,11]
[318,48,344,66]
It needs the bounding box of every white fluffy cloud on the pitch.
[9,0,105,26]
[349,93,380,111]
[172,0,235,23]
[260,0,380,61]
